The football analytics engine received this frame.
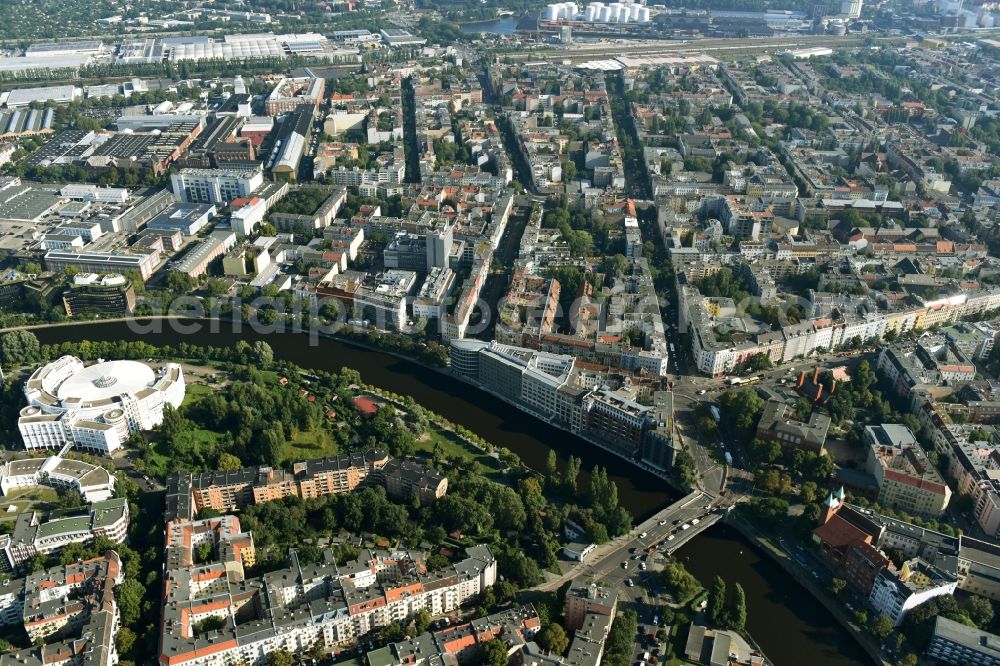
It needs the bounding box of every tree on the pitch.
[748,438,781,465]
[165,271,197,294]
[561,159,576,181]
[116,627,136,656]
[536,623,569,655]
[728,583,747,631]
[564,455,581,497]
[413,608,432,634]
[871,614,894,639]
[113,472,140,502]
[252,341,274,368]
[708,576,726,625]
[482,639,509,666]
[719,389,765,439]
[964,594,994,628]
[266,650,295,666]
[116,578,145,627]
[0,330,40,367]
[661,561,701,602]
[206,278,230,296]
[194,541,213,563]
[747,352,773,372]
[829,578,846,597]
[546,450,559,488]
[217,453,243,471]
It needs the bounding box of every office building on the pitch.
[230,196,267,236]
[171,167,264,205]
[564,579,617,631]
[62,273,136,317]
[0,454,115,503]
[927,615,1000,665]
[146,202,216,235]
[171,230,237,277]
[756,399,832,454]
[0,498,128,570]
[865,424,951,516]
[18,356,185,453]
[44,250,158,282]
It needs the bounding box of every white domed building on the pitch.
[18,356,185,453]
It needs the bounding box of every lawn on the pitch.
[144,429,222,478]
[414,424,502,475]
[181,382,214,408]
[282,426,340,464]
[0,486,59,521]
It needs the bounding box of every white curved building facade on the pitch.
[0,454,115,502]
[18,356,185,453]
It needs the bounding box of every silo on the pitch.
[638,7,650,21]
[599,5,613,21]
[545,4,561,20]
[565,2,579,18]
[617,4,629,21]
[629,4,641,20]
[584,5,597,21]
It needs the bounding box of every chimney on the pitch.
[815,385,823,402]
[830,380,837,394]
[798,371,806,389]
[813,366,820,383]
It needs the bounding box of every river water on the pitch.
[28,321,873,666]
[458,16,522,35]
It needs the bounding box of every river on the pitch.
[458,16,522,35]
[27,320,873,666]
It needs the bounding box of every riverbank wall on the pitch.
[722,515,890,666]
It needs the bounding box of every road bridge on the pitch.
[534,489,718,592]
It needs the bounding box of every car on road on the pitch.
[697,389,707,395]
[622,561,628,569]
[658,519,667,525]
[639,532,647,539]
[640,562,647,570]
[626,579,634,587]
[681,523,691,530]
[667,534,675,541]
[692,518,700,525]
